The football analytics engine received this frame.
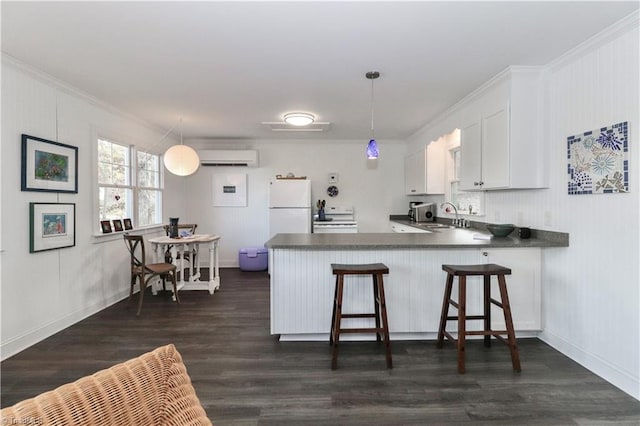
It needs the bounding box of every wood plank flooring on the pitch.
[2,268,639,425]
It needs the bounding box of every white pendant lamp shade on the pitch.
[284,112,314,126]
[164,144,200,176]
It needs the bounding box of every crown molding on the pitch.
[1,53,168,136]
[546,9,639,72]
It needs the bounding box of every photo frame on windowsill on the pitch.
[29,203,76,253]
[100,220,112,234]
[112,219,123,232]
[123,218,133,230]
[21,134,78,193]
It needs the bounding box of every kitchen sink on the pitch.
[419,223,454,229]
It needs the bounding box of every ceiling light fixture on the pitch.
[284,112,315,126]
[366,71,380,159]
[161,118,200,176]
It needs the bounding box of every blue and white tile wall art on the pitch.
[567,121,628,195]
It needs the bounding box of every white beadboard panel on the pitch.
[0,59,189,359]
[485,26,639,399]
[271,247,541,340]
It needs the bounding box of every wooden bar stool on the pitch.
[330,263,392,370]
[437,263,521,374]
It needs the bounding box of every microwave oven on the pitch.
[413,203,436,222]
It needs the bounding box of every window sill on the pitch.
[91,225,164,244]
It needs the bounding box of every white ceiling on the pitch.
[2,1,638,142]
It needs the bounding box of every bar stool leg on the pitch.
[497,274,521,372]
[457,276,467,374]
[331,274,345,370]
[376,273,392,369]
[437,273,454,348]
[483,275,491,348]
[330,274,339,346]
[372,273,382,342]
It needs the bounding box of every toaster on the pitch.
[413,203,436,222]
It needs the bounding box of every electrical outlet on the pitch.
[494,211,501,222]
[517,211,524,226]
[328,173,338,184]
[544,211,552,227]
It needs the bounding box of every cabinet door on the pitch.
[459,120,482,190]
[404,149,426,194]
[426,142,445,194]
[481,104,510,189]
[483,248,541,331]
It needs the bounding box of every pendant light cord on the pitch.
[370,77,375,140]
[157,118,183,145]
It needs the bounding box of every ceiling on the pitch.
[2,1,638,142]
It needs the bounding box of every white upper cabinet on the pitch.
[459,67,547,191]
[405,143,445,195]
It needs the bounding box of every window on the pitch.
[136,150,162,227]
[449,146,484,216]
[97,137,162,230]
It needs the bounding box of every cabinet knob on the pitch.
[479,181,484,186]
[474,182,480,186]
[410,189,416,193]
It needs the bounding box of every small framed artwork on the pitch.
[100,220,113,233]
[29,203,76,253]
[123,218,133,230]
[212,173,247,207]
[112,219,123,232]
[21,134,78,193]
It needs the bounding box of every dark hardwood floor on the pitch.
[2,268,639,425]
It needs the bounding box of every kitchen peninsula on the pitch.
[266,228,568,341]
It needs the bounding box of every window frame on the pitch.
[444,131,485,218]
[93,128,164,237]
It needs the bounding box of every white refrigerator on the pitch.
[269,179,312,238]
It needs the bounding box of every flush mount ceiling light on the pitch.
[283,112,315,126]
[366,71,380,159]
[160,118,200,176]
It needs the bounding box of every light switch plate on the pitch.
[328,173,338,184]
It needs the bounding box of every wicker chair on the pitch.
[124,234,179,316]
[0,344,212,425]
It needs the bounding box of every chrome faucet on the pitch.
[440,202,461,227]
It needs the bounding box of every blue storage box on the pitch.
[239,247,268,271]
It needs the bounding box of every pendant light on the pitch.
[366,71,380,159]
[162,118,200,176]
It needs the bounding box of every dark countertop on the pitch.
[265,225,569,250]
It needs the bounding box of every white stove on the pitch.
[313,206,358,233]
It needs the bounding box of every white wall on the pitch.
[0,57,187,359]
[185,140,408,266]
[407,13,639,399]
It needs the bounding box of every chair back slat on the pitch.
[124,234,145,269]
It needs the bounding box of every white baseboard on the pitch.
[540,330,639,401]
[0,290,129,361]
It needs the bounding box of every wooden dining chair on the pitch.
[123,234,180,316]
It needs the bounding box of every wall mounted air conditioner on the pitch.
[198,150,259,167]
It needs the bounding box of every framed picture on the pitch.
[21,134,78,193]
[212,173,247,207]
[123,218,133,230]
[100,220,112,233]
[112,219,123,232]
[29,203,76,253]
